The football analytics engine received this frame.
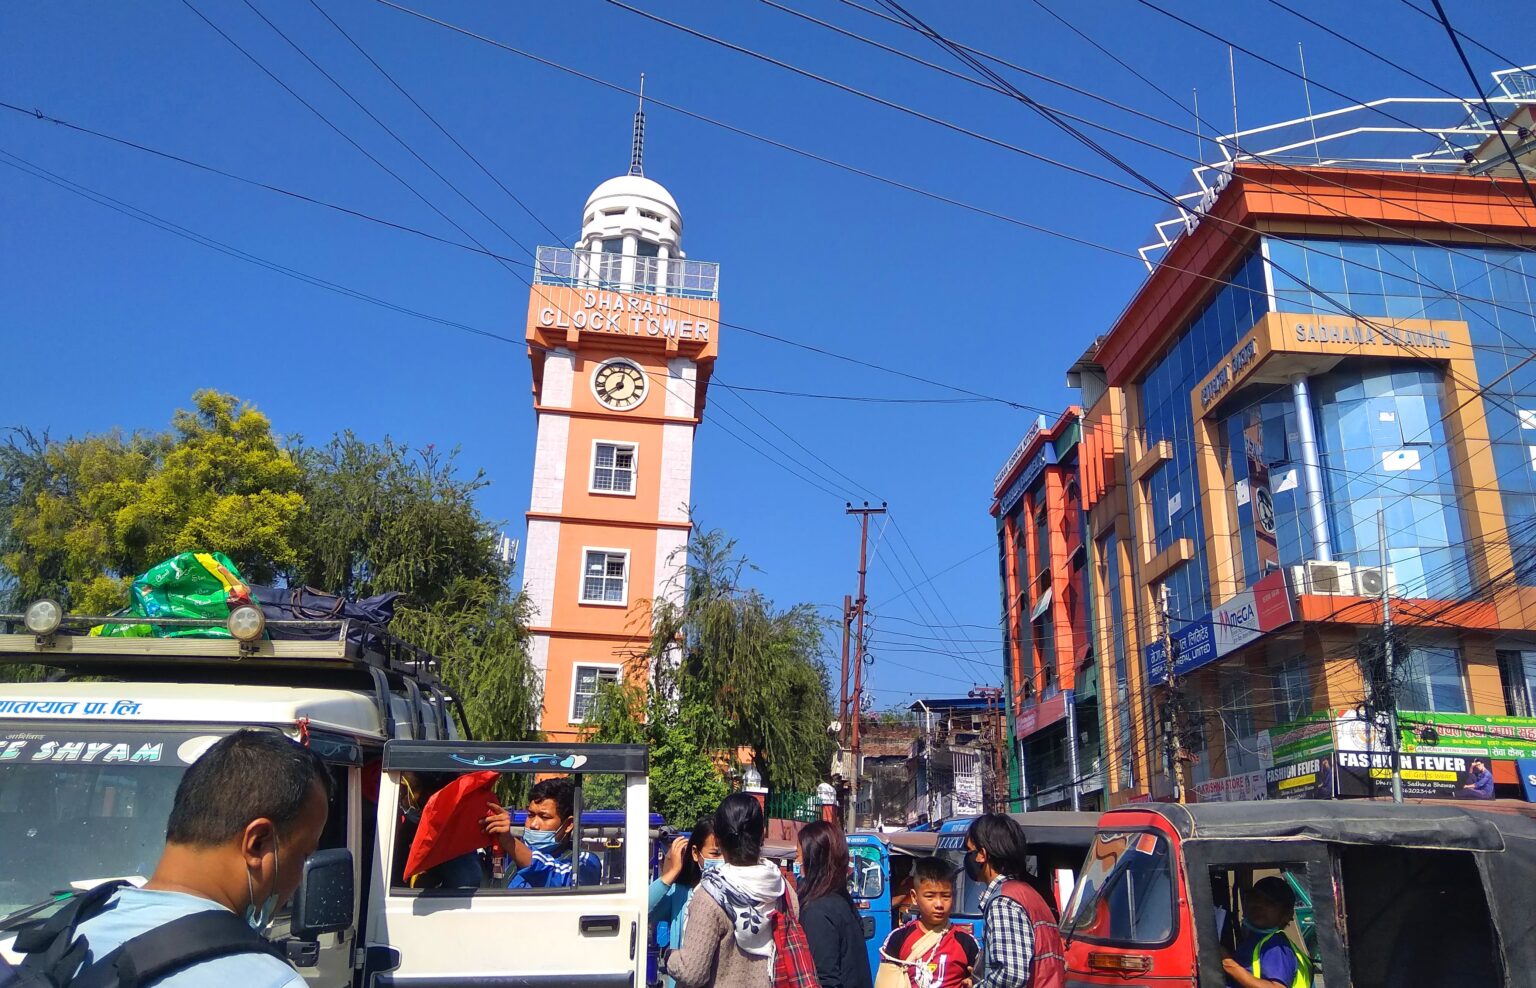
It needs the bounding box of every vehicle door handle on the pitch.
[581,914,621,935]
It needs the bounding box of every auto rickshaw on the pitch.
[1060,800,1536,987]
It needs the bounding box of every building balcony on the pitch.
[534,245,720,301]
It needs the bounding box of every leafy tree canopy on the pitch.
[0,392,539,740]
[2,391,302,612]
[589,528,836,817]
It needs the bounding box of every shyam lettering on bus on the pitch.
[0,738,164,763]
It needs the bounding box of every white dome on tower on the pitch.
[576,76,685,255]
[579,174,683,254]
[584,175,679,217]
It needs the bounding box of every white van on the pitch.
[0,604,651,987]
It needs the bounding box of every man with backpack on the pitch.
[5,728,332,987]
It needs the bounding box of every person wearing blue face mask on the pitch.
[649,818,722,987]
[482,777,602,888]
[67,729,332,987]
[1221,877,1311,988]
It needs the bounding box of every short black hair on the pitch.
[166,729,332,846]
[529,777,575,821]
[968,813,1029,880]
[912,856,957,886]
[714,793,765,866]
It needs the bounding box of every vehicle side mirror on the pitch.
[290,848,354,940]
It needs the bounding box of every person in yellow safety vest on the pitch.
[1220,876,1313,988]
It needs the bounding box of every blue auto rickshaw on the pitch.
[846,833,893,974]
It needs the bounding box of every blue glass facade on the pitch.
[1268,238,1536,583]
[1136,236,1536,612]
[1136,249,1269,621]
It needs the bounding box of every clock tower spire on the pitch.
[521,125,720,740]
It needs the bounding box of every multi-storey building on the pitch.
[519,124,719,741]
[990,410,1104,810]
[1010,70,1536,805]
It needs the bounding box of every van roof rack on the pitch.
[0,610,469,740]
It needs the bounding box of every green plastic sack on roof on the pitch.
[91,551,252,638]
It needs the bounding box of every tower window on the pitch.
[581,549,629,605]
[571,664,622,722]
[591,441,637,495]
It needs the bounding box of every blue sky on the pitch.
[2,0,1530,706]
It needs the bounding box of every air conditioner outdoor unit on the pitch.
[1291,560,1354,595]
[1353,566,1397,598]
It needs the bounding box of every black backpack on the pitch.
[0,882,288,988]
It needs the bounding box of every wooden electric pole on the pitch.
[846,501,887,829]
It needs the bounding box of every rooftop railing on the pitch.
[1138,65,1536,267]
[533,245,720,300]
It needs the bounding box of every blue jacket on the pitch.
[649,877,699,988]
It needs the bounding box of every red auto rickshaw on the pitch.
[1059,799,1536,987]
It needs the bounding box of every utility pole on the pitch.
[1159,586,1188,804]
[846,501,887,829]
[1378,510,1404,804]
[970,686,1005,812]
[838,594,853,741]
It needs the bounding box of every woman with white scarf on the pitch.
[663,793,797,988]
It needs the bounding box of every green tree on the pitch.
[292,433,542,742]
[1,394,541,743]
[584,680,729,823]
[590,528,836,811]
[0,391,303,613]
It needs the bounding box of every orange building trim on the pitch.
[1095,165,1536,386]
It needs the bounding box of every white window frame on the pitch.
[579,547,630,607]
[589,440,639,497]
[569,662,624,724]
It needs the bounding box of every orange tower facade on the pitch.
[520,147,719,741]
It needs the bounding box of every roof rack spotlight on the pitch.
[23,599,62,638]
[227,603,266,644]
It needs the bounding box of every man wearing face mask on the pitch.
[1221,877,1310,988]
[962,814,1065,988]
[70,728,332,987]
[481,777,602,888]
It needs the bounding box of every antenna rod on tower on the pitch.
[630,73,646,177]
[1298,43,1321,163]
[1228,45,1240,153]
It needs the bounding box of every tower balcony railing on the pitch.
[534,245,719,301]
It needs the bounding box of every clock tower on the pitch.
[520,107,719,741]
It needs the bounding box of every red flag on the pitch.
[403,770,500,881]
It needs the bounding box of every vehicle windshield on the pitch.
[1061,830,1176,945]
[849,844,884,900]
[0,728,224,921]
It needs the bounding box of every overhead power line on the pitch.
[1425,0,1536,211]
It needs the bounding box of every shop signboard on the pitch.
[1397,712,1536,760]
[998,446,1057,516]
[1146,574,1295,686]
[1144,618,1217,686]
[1266,709,1536,801]
[1212,570,1294,655]
[1015,691,1070,740]
[994,414,1049,492]
[1519,758,1536,803]
[1194,771,1266,803]
[1264,710,1336,799]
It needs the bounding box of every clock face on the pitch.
[592,359,648,411]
